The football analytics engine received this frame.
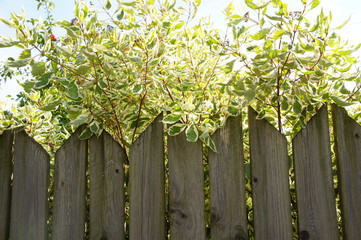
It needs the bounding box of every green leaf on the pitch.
[200,132,217,152]
[163,113,182,124]
[185,124,198,142]
[132,84,143,94]
[293,100,302,114]
[331,96,353,106]
[34,72,52,89]
[268,49,281,58]
[75,64,90,75]
[310,0,320,9]
[19,49,31,59]
[8,58,30,68]
[31,62,46,76]
[39,100,61,111]
[68,82,79,99]
[300,41,315,51]
[271,29,288,39]
[129,57,142,64]
[89,121,100,134]
[78,127,94,140]
[0,40,20,48]
[149,59,159,66]
[75,54,87,65]
[301,0,307,4]
[55,45,72,57]
[244,89,256,101]
[70,113,92,128]
[117,10,125,20]
[251,29,269,40]
[334,16,351,30]
[245,0,268,9]
[281,100,289,110]
[334,64,352,73]
[227,106,239,116]
[64,26,78,38]
[168,123,186,136]
[105,0,112,10]
[224,60,236,73]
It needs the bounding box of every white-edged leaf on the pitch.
[78,127,94,140]
[39,100,61,111]
[8,58,31,68]
[163,113,182,124]
[185,124,198,142]
[331,96,353,106]
[167,123,186,136]
[200,132,217,152]
[34,72,52,89]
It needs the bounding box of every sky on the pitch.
[0,0,361,107]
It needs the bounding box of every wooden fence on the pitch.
[0,104,360,240]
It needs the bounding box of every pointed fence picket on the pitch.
[248,107,293,239]
[52,127,88,240]
[0,104,360,239]
[129,114,165,239]
[293,105,339,239]
[209,115,248,240]
[89,131,126,240]
[331,104,361,239]
[10,131,49,240]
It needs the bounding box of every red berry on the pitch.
[50,33,57,41]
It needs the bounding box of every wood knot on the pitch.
[253,177,258,183]
[300,230,310,240]
[115,169,120,174]
[210,208,220,225]
[355,133,360,139]
[169,208,187,222]
[234,225,247,240]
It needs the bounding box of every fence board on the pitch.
[331,104,361,239]
[129,114,165,239]
[9,130,50,240]
[209,115,248,239]
[168,132,205,240]
[248,107,293,239]
[89,131,126,240]
[293,105,339,240]
[53,127,88,240]
[0,130,13,240]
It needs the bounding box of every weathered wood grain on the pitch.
[332,104,361,239]
[129,114,165,239]
[53,127,88,240]
[168,132,205,240]
[248,107,293,240]
[9,130,50,240]
[293,105,339,240]
[89,131,126,240]
[209,115,248,240]
[0,130,14,240]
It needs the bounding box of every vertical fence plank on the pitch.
[209,115,248,239]
[248,107,292,239]
[9,131,50,240]
[332,104,361,239]
[0,130,13,240]
[53,127,88,240]
[129,114,165,239]
[89,132,126,240]
[168,133,205,240]
[293,105,339,239]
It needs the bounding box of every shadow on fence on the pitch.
[0,104,360,240]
